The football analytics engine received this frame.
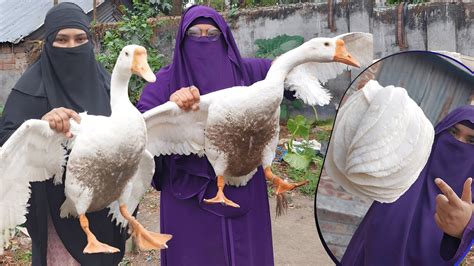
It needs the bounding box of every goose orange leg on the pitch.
[203,176,240,208]
[119,205,172,250]
[79,214,120,254]
[264,166,309,216]
[264,167,308,194]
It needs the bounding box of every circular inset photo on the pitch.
[315,51,474,265]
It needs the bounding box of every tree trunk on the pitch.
[93,0,97,22]
[171,0,183,16]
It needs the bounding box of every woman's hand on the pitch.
[170,86,200,111]
[41,107,81,138]
[434,177,473,238]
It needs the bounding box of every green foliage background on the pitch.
[96,0,165,104]
[255,34,304,59]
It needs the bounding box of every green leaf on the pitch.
[291,99,304,109]
[255,34,304,59]
[293,115,306,125]
[279,103,288,120]
[283,153,311,170]
[287,115,310,138]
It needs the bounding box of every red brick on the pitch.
[336,192,354,201]
[318,187,336,197]
[2,63,16,70]
[13,44,28,54]
[0,53,14,63]
[0,46,13,54]
[317,208,364,225]
[15,52,26,59]
[319,220,354,235]
[321,180,336,190]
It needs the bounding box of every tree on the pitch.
[171,0,182,15]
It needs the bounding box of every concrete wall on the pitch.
[228,2,473,59]
[0,1,472,106]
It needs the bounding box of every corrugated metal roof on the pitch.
[374,52,474,124]
[0,0,106,44]
[27,0,119,40]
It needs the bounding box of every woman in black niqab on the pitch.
[0,3,127,265]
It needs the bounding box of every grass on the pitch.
[314,130,331,142]
[311,118,333,142]
[270,154,324,197]
[268,119,331,197]
[288,155,324,196]
[13,250,31,263]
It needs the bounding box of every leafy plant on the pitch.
[287,162,321,196]
[255,34,304,59]
[96,0,165,104]
[148,0,173,15]
[284,115,314,170]
[282,112,327,196]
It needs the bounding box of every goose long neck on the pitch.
[265,45,312,84]
[110,68,132,111]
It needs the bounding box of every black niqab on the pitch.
[14,2,111,116]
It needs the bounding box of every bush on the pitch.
[96,0,165,104]
[255,34,304,59]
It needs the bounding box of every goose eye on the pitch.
[125,52,129,56]
[324,42,330,47]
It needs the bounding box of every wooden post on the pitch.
[171,0,183,16]
[93,0,98,22]
[328,0,336,32]
[53,0,58,5]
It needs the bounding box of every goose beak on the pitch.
[132,46,156,83]
[333,39,360,68]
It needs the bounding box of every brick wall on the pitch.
[316,170,372,260]
[0,43,28,71]
[0,42,34,105]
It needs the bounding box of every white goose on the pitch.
[0,45,172,254]
[325,80,435,203]
[142,32,373,211]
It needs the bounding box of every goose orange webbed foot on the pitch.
[83,236,121,254]
[79,214,121,254]
[264,167,309,216]
[119,205,172,250]
[203,175,240,208]
[131,222,172,250]
[204,190,241,208]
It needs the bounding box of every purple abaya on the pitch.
[136,6,274,266]
[341,105,474,265]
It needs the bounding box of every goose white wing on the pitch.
[285,32,373,106]
[325,80,434,203]
[0,120,68,253]
[143,100,210,157]
[108,150,154,227]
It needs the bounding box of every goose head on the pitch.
[114,45,156,82]
[300,37,361,67]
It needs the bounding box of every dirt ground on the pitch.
[122,189,334,265]
[4,189,474,265]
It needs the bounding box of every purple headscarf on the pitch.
[341,105,474,265]
[137,5,270,111]
[137,5,272,218]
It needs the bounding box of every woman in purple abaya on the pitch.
[137,5,277,266]
[341,105,474,265]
